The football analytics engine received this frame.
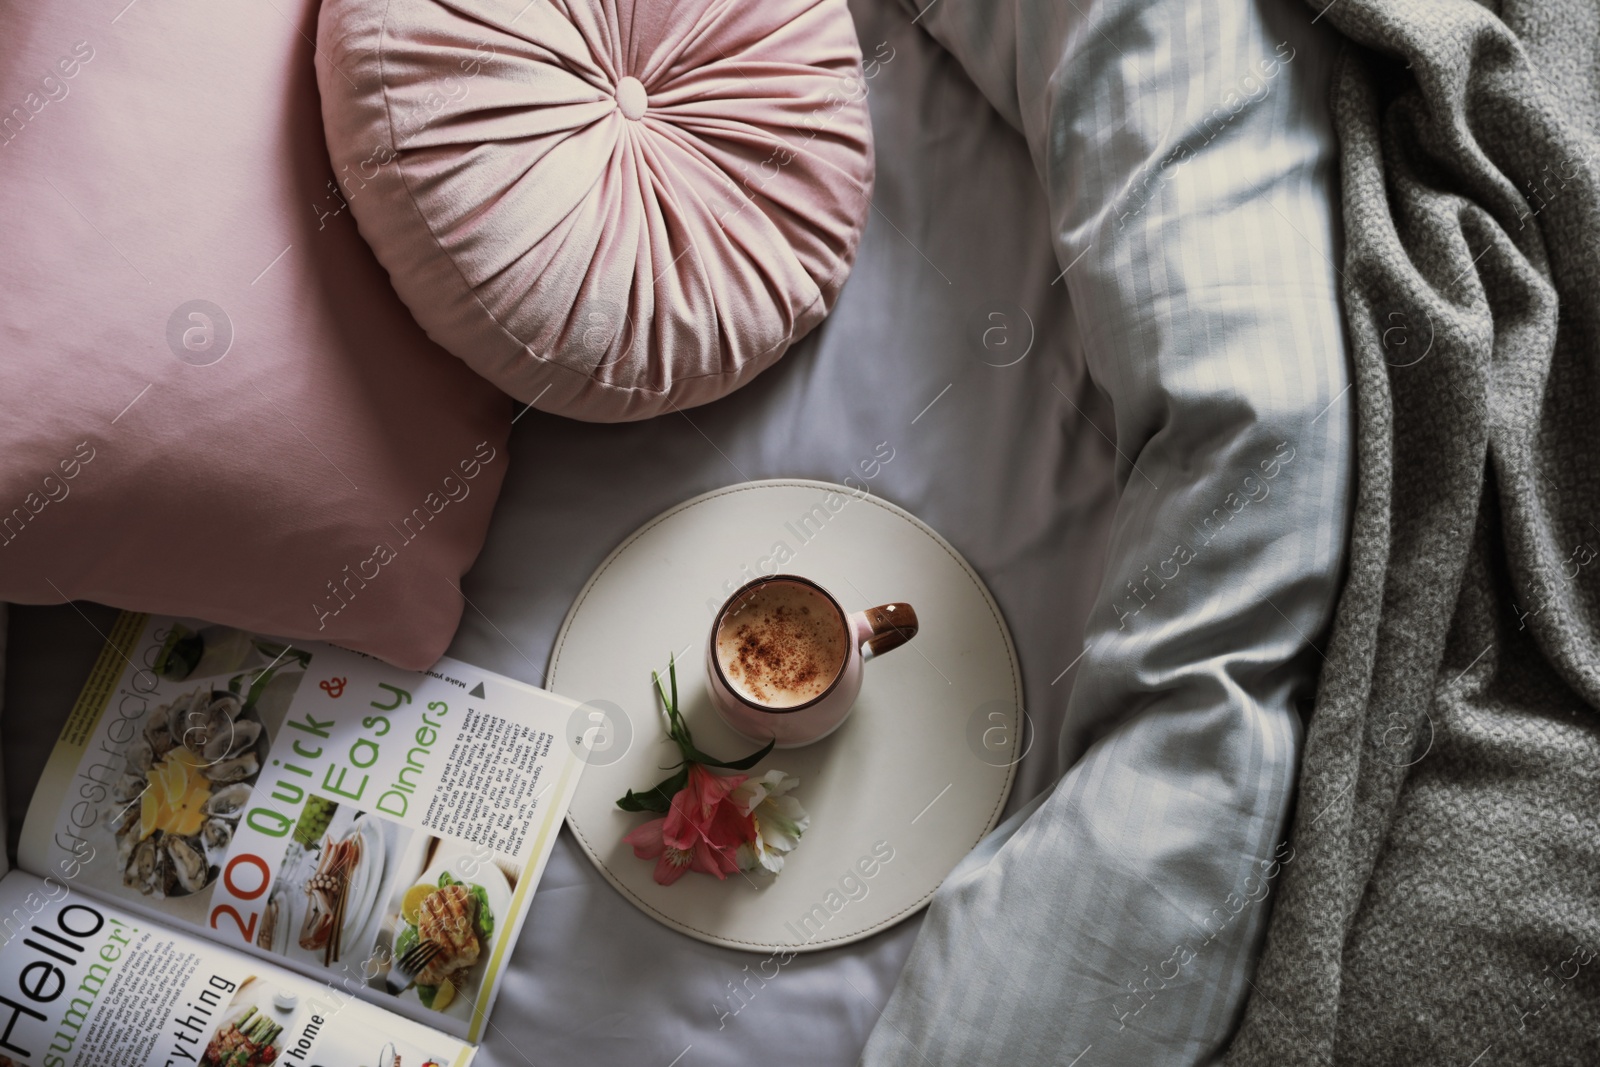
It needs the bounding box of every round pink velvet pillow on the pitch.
[315,0,874,422]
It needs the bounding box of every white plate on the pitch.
[549,480,1022,952]
[395,842,516,1024]
[265,882,297,956]
[281,813,378,966]
[340,819,388,959]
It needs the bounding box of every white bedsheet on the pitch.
[859,0,1351,1060]
[446,1,1122,1063]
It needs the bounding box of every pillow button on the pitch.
[615,76,648,121]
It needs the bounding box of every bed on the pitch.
[2,0,1350,1062]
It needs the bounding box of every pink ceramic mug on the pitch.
[705,574,918,748]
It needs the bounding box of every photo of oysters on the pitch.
[108,684,272,898]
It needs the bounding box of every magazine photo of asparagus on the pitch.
[198,977,288,1067]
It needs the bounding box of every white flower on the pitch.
[731,770,810,874]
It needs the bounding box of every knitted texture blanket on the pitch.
[1225,0,1600,1063]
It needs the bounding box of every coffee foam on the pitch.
[715,581,847,708]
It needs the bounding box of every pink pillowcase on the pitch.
[0,0,511,669]
[315,0,874,422]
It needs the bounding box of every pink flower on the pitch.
[624,765,754,885]
[621,818,693,885]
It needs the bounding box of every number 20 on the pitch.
[209,853,270,943]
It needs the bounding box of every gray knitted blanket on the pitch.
[1225,0,1600,1064]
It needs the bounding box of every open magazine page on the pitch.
[18,614,585,1044]
[0,870,472,1067]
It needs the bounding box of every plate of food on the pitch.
[105,673,287,899]
[200,1004,284,1067]
[387,843,513,1019]
[198,976,295,1067]
[340,818,393,960]
[297,814,392,967]
[257,880,298,956]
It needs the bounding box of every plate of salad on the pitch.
[387,842,512,1020]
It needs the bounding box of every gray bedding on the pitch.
[1225,0,1600,1063]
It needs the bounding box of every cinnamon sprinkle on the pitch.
[719,592,844,706]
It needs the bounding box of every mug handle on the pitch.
[851,603,919,661]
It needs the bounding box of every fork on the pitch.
[384,939,444,995]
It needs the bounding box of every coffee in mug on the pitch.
[706,575,917,747]
[714,580,849,708]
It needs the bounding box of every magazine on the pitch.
[3,612,589,1064]
[0,875,473,1067]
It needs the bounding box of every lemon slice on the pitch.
[401,883,435,925]
[431,977,456,1011]
[154,760,185,808]
[172,795,208,836]
[139,791,159,840]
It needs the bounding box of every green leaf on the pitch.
[438,870,457,888]
[394,923,418,960]
[241,664,280,711]
[255,641,311,670]
[615,790,668,813]
[471,884,494,941]
[616,766,689,812]
[618,651,773,813]
[416,982,439,1008]
[153,626,202,680]
[652,668,681,737]
[679,737,775,771]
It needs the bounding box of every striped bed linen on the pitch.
[861,0,1353,1063]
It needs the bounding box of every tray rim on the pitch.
[548,478,1022,952]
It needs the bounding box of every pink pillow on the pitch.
[315,0,874,423]
[0,0,510,669]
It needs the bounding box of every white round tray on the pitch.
[549,480,1022,952]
